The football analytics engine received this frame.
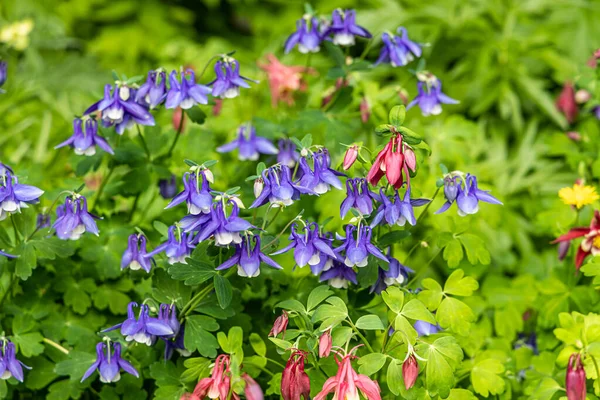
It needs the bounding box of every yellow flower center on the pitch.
[593,236,600,249]
[558,184,600,209]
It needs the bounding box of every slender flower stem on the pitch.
[381,322,393,352]
[406,248,442,287]
[180,269,235,319]
[10,215,20,244]
[136,124,151,160]
[166,108,186,159]
[93,164,115,209]
[128,193,140,222]
[43,338,69,355]
[415,187,440,226]
[264,207,282,231]
[244,361,274,376]
[265,357,286,369]
[346,319,375,353]
[262,216,297,250]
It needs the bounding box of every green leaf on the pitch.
[443,269,479,296]
[180,358,211,383]
[16,242,36,280]
[471,359,506,397]
[12,332,44,357]
[355,315,385,330]
[268,337,293,350]
[64,278,96,314]
[213,274,232,309]
[153,220,169,237]
[276,299,306,314]
[312,297,348,330]
[418,278,443,310]
[307,285,334,311]
[184,316,219,358]
[437,297,475,336]
[54,351,97,381]
[168,259,216,286]
[529,377,561,400]
[447,389,478,400]
[377,231,411,248]
[382,286,405,313]
[443,239,463,268]
[386,359,404,396]
[323,41,345,68]
[388,105,406,127]
[249,333,266,357]
[516,75,568,130]
[374,124,392,135]
[401,299,437,324]
[184,107,207,125]
[26,357,58,390]
[393,315,418,344]
[149,360,183,387]
[458,234,491,266]
[418,337,463,398]
[358,353,387,376]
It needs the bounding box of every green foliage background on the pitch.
[1,0,600,399]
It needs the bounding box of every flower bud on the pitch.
[575,89,591,104]
[360,97,370,124]
[567,131,582,142]
[566,353,586,400]
[402,354,419,390]
[558,240,571,261]
[203,168,214,184]
[282,350,310,400]
[318,330,332,358]
[243,373,264,400]
[254,178,264,198]
[159,174,178,199]
[172,107,187,132]
[343,145,359,170]
[213,99,223,116]
[556,82,578,124]
[268,311,289,338]
[404,147,416,172]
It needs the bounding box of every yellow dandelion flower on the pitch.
[558,183,599,209]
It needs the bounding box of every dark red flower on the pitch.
[367,134,412,189]
[402,354,419,390]
[552,210,600,270]
[556,82,578,124]
[268,311,289,338]
[566,353,586,400]
[281,350,311,400]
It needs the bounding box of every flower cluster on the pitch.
[436,172,502,216]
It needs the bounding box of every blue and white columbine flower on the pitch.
[370,253,413,294]
[104,302,174,346]
[272,222,338,269]
[81,341,139,383]
[0,340,30,382]
[340,178,379,218]
[325,9,371,46]
[53,194,100,240]
[334,225,388,267]
[297,148,344,195]
[55,118,113,156]
[84,83,155,134]
[217,124,278,161]
[145,226,195,264]
[0,172,44,220]
[216,234,282,277]
[435,172,502,216]
[371,187,429,227]
[414,320,441,337]
[136,70,167,109]
[285,15,324,54]
[319,260,358,289]
[165,171,213,215]
[407,74,459,116]
[251,165,312,208]
[165,69,211,109]
[277,139,299,168]
[193,200,254,246]
[210,57,256,99]
[375,27,421,67]
[121,233,153,273]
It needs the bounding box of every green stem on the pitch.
[10,215,20,244]
[0,275,16,309]
[166,108,186,158]
[265,358,286,369]
[264,207,282,231]
[262,217,297,250]
[415,187,440,226]
[381,322,393,352]
[136,124,151,160]
[128,193,140,222]
[406,248,442,287]
[93,165,115,209]
[43,338,69,355]
[347,319,374,353]
[244,361,274,376]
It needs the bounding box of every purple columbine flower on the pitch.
[55,118,114,156]
[157,304,180,338]
[375,28,421,67]
[340,178,379,218]
[84,84,155,134]
[145,226,195,264]
[334,225,388,267]
[414,320,441,337]
[193,200,254,246]
[297,149,344,195]
[285,16,324,54]
[272,222,338,269]
[0,163,12,176]
[36,213,51,229]
[0,173,44,220]
[104,302,175,346]
[319,261,358,289]
[277,139,299,168]
[515,333,538,355]
[136,70,167,109]
[0,61,7,89]
[326,9,371,46]
[370,255,413,294]
[0,340,30,382]
[251,166,312,208]
[158,174,178,199]
[435,173,502,216]
[210,58,256,99]
[216,234,282,277]
[217,124,278,161]
[407,76,459,116]
[52,195,100,240]
[165,171,213,215]
[163,324,191,360]
[371,187,430,227]
[165,69,211,109]
[81,341,139,383]
[121,234,153,272]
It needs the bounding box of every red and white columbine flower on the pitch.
[259,54,312,107]
[191,354,233,399]
[314,346,381,400]
[281,350,311,400]
[367,133,416,189]
[552,210,600,270]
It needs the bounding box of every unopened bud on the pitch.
[202,168,214,184]
[300,148,309,157]
[230,196,245,209]
[404,147,416,172]
[343,145,359,170]
[575,89,591,104]
[318,330,332,358]
[268,311,289,338]
[402,354,419,390]
[567,131,582,142]
[360,98,370,124]
[566,353,586,400]
[254,178,264,198]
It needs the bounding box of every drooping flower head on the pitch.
[559,182,599,209]
[163,324,191,361]
[136,69,167,109]
[145,225,195,264]
[325,9,372,46]
[402,354,419,390]
[157,303,180,338]
[340,178,379,218]
[0,340,30,382]
[272,222,338,270]
[370,254,413,294]
[166,69,212,109]
[81,341,139,383]
[259,54,311,107]
[269,311,289,338]
[375,27,421,67]
[216,234,282,277]
[52,194,100,240]
[414,320,441,336]
[277,139,300,168]
[191,199,254,246]
[435,172,502,216]
[334,224,388,267]
[281,350,311,400]
[121,233,153,273]
[407,73,459,116]
[191,354,232,399]
[371,187,430,227]
[343,145,360,170]
[55,118,114,156]
[84,83,155,134]
[165,170,214,215]
[314,346,381,400]
[210,56,257,99]
[251,165,312,208]
[367,133,415,189]
[243,373,264,400]
[319,330,332,358]
[103,302,175,346]
[0,172,44,221]
[319,260,358,289]
[217,124,278,161]
[284,15,324,54]
[297,148,344,195]
[159,174,178,199]
[552,210,600,270]
[36,212,51,230]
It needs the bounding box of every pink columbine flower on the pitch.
[402,354,419,389]
[259,54,312,107]
[268,311,289,338]
[243,373,264,400]
[318,330,332,358]
[192,354,232,399]
[314,346,381,400]
[566,353,586,400]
